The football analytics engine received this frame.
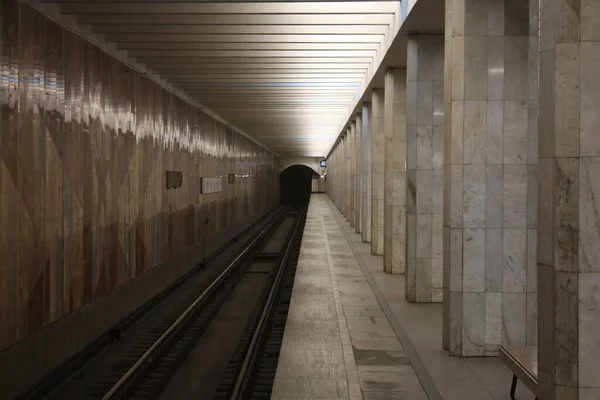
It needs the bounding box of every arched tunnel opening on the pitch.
[279,165,319,206]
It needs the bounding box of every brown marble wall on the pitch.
[0,0,279,351]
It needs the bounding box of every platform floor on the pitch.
[272,194,536,400]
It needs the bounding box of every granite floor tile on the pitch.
[353,349,409,366]
[342,305,386,317]
[357,365,425,392]
[271,378,349,398]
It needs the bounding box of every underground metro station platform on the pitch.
[0,0,597,399]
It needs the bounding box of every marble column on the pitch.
[338,140,343,210]
[406,34,445,303]
[362,103,372,243]
[383,69,407,274]
[341,132,348,217]
[338,142,342,209]
[537,0,600,398]
[355,115,363,234]
[336,145,340,208]
[345,128,352,220]
[443,0,537,356]
[371,89,385,255]
[330,144,338,208]
[349,124,356,227]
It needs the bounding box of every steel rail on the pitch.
[100,210,284,400]
[230,209,304,399]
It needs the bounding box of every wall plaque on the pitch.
[165,171,183,189]
[200,177,222,194]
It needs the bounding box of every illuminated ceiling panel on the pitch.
[42,0,401,156]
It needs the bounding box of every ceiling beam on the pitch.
[94,24,390,35]
[53,2,400,15]
[171,78,363,83]
[122,42,379,51]
[134,49,376,57]
[164,73,366,79]
[76,13,395,25]
[149,64,371,71]
[135,56,374,64]
[104,34,385,43]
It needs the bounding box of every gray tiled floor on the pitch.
[272,195,537,400]
[272,196,427,400]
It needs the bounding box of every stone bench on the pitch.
[499,346,540,399]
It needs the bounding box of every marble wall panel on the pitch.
[0,0,279,352]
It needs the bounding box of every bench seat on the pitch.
[499,346,539,399]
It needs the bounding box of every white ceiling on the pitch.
[42,0,404,157]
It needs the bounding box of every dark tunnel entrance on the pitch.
[279,165,318,206]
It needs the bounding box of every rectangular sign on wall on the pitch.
[165,171,183,189]
[200,177,223,194]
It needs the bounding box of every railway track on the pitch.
[25,206,305,400]
[214,208,305,400]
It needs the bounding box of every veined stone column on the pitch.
[338,141,342,209]
[537,0,600,398]
[355,115,363,234]
[336,144,341,208]
[371,90,385,255]
[443,0,537,356]
[331,144,338,207]
[406,34,445,303]
[350,125,356,226]
[362,103,372,243]
[341,132,348,217]
[333,145,337,206]
[383,69,407,274]
[344,128,352,221]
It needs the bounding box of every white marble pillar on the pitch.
[330,144,338,208]
[341,132,348,217]
[337,137,342,213]
[327,143,337,207]
[383,69,407,274]
[371,90,385,255]
[336,144,340,208]
[443,0,537,356]
[406,34,445,303]
[338,140,343,210]
[362,103,372,243]
[537,0,600,398]
[345,128,352,220]
[349,124,356,227]
[355,115,363,234]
